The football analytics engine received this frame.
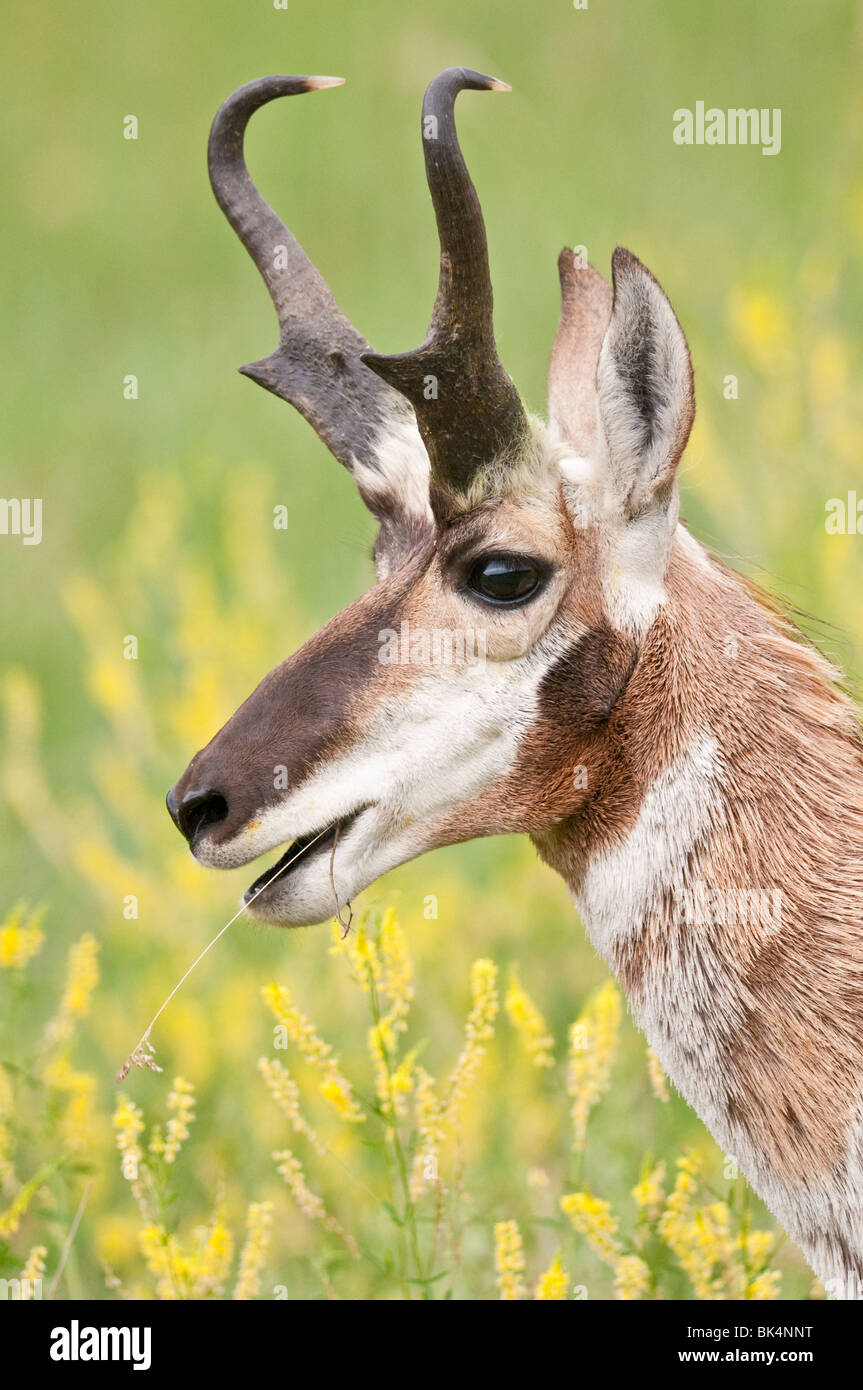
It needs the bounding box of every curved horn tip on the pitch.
[456,68,511,92]
[304,75,346,90]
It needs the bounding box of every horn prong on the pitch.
[208,75,412,475]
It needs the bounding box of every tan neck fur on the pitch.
[535,535,863,1291]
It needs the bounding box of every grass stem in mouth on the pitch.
[115,824,332,1082]
[329,822,354,939]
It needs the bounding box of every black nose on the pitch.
[167,786,229,844]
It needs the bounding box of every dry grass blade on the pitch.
[116,826,332,1082]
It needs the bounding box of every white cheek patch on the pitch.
[351,412,433,526]
[603,506,675,638]
[557,454,678,639]
[254,651,546,848]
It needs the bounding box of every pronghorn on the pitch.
[167,68,863,1295]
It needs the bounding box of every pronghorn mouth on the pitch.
[243,808,369,904]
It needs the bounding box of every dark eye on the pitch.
[466,554,545,606]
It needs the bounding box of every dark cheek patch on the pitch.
[538,622,638,730]
[505,622,638,843]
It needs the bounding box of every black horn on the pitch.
[361,67,529,502]
[207,75,415,475]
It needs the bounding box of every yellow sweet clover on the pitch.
[409,1065,446,1201]
[0,903,45,970]
[273,1148,358,1257]
[494,1219,525,1300]
[566,981,621,1151]
[234,1201,274,1301]
[505,966,555,1068]
[42,1055,97,1153]
[139,1215,233,1300]
[614,1253,652,1300]
[112,1096,148,1218]
[561,1191,621,1264]
[330,919,382,994]
[379,910,413,1027]
[442,958,499,1125]
[534,1252,569,1300]
[19,1244,48,1297]
[3,882,802,1300]
[45,933,99,1044]
[747,1271,782,1300]
[261,982,364,1124]
[632,1159,666,1219]
[149,1077,195,1164]
[257,1057,325,1154]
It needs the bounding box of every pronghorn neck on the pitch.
[536,530,863,1295]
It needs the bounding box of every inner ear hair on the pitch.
[597,247,695,518]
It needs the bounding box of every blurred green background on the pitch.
[1,0,862,1300]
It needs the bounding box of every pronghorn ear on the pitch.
[596,247,694,519]
[547,249,613,456]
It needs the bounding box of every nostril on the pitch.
[175,788,229,844]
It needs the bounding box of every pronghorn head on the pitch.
[167,67,695,927]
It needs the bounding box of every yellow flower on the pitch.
[409,1066,445,1200]
[257,1057,324,1153]
[234,1201,274,1301]
[561,1191,621,1265]
[0,1168,49,1238]
[150,1077,195,1164]
[746,1270,782,1300]
[45,933,99,1043]
[273,1148,358,1257]
[43,1055,97,1152]
[139,1224,184,1300]
[740,1227,774,1273]
[494,1220,525,1300]
[139,1216,232,1301]
[505,966,555,1068]
[632,1160,666,1218]
[535,1252,569,1300]
[0,903,45,970]
[614,1253,651,1300]
[262,982,363,1123]
[566,981,621,1151]
[379,910,413,1028]
[194,1215,234,1297]
[368,1016,397,1109]
[658,1157,745,1299]
[18,1244,48,1297]
[329,916,388,999]
[442,958,499,1125]
[113,1096,148,1218]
